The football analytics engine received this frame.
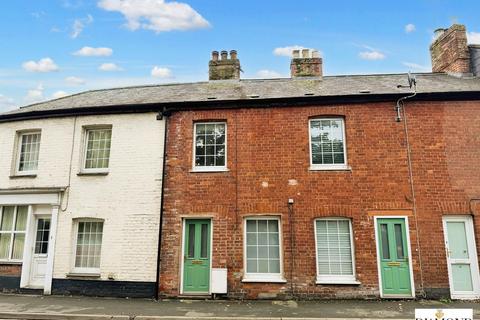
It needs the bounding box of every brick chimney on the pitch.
[290,49,322,78]
[430,24,471,74]
[209,50,241,80]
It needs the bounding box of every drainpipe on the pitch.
[155,108,169,300]
[396,87,426,297]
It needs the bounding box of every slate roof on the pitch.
[2,73,480,119]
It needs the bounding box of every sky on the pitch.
[1,0,480,111]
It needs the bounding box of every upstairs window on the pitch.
[193,122,227,171]
[309,118,348,170]
[83,127,112,172]
[16,131,41,175]
[0,206,28,261]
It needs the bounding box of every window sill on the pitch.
[66,272,101,279]
[316,279,361,285]
[190,167,230,173]
[9,174,37,179]
[242,277,287,283]
[77,171,109,176]
[0,261,22,265]
[309,165,351,171]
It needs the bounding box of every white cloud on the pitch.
[65,76,86,85]
[73,46,113,56]
[98,0,210,33]
[467,32,480,44]
[71,14,93,38]
[405,23,416,33]
[24,84,45,104]
[256,69,283,78]
[273,45,306,57]
[52,91,68,99]
[99,63,123,71]
[151,66,172,78]
[359,50,386,61]
[402,62,430,72]
[22,58,59,73]
[0,94,15,111]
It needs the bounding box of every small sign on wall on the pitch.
[415,309,473,320]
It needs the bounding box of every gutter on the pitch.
[2,91,480,123]
[154,108,169,300]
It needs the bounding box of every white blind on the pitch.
[316,219,353,276]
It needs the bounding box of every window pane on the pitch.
[84,129,111,169]
[34,218,50,254]
[1,207,14,231]
[15,206,28,231]
[194,123,226,167]
[394,224,405,259]
[75,221,103,268]
[200,224,208,258]
[316,219,354,276]
[12,234,25,260]
[380,224,390,260]
[188,224,195,258]
[0,234,11,259]
[18,133,41,172]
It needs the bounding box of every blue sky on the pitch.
[1,0,479,111]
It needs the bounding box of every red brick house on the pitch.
[158,24,480,300]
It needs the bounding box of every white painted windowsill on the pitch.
[309,165,352,171]
[190,167,230,173]
[242,276,287,283]
[316,278,360,285]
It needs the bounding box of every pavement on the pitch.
[0,294,478,320]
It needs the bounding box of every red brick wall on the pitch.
[159,100,480,299]
[0,264,22,277]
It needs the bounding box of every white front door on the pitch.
[29,217,51,288]
[442,216,480,299]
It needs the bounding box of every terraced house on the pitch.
[1,23,480,300]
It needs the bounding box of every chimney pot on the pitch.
[220,50,228,60]
[290,48,322,78]
[209,49,241,80]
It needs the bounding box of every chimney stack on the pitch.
[290,49,322,78]
[209,50,241,80]
[430,24,471,74]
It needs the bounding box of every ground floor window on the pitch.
[74,220,103,273]
[0,206,28,261]
[244,216,284,282]
[315,218,356,283]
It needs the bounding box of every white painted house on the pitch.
[0,102,165,297]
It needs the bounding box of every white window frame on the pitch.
[14,130,41,176]
[191,122,228,172]
[0,205,28,262]
[71,219,104,274]
[242,216,286,283]
[314,217,359,284]
[81,126,112,174]
[308,118,349,171]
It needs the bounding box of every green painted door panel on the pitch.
[183,219,211,293]
[377,218,412,296]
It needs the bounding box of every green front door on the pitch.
[376,218,412,297]
[183,219,211,294]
